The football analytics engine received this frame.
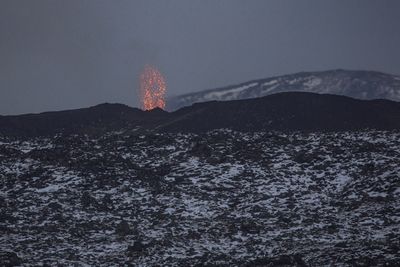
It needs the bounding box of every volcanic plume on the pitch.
[140,65,166,110]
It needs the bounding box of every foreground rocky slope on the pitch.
[1,129,399,266]
[168,69,400,110]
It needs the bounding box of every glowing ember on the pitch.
[139,65,166,110]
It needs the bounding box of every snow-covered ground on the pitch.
[1,130,399,266]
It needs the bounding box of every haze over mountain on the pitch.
[168,70,400,110]
[1,92,400,137]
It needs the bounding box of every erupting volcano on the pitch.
[139,65,167,110]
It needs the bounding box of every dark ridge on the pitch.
[145,107,169,114]
[0,103,169,137]
[1,92,400,136]
[160,92,400,133]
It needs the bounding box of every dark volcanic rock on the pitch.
[116,220,131,236]
[127,241,146,256]
[0,251,22,267]
[246,254,307,267]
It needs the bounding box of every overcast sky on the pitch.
[1,0,400,114]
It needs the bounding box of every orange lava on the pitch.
[139,65,166,110]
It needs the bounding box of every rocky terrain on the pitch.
[168,70,400,110]
[1,129,400,266]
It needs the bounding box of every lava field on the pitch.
[1,130,400,266]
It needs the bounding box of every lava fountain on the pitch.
[139,65,166,110]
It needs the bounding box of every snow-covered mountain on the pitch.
[168,70,400,110]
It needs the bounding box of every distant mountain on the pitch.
[168,70,400,110]
[1,92,400,136]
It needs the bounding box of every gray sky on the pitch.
[1,0,400,114]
